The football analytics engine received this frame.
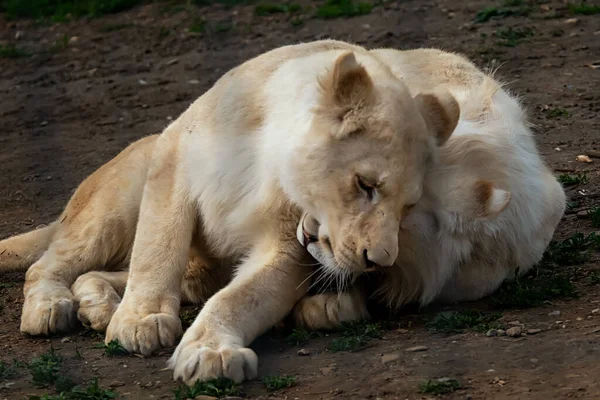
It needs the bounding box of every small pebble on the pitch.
[506,326,522,337]
[297,348,310,356]
[577,210,590,219]
[549,310,561,316]
[60,336,71,343]
[497,329,506,336]
[486,329,498,337]
[508,320,521,326]
[381,353,400,364]
[576,155,593,163]
[527,329,542,335]
[405,345,429,352]
[591,308,599,314]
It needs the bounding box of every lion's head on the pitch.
[284,51,459,277]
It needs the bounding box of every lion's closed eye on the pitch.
[356,175,377,200]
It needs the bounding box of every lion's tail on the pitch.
[0,223,57,273]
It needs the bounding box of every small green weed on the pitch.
[492,272,577,308]
[95,339,129,357]
[286,328,321,346]
[588,207,600,228]
[29,378,117,400]
[0,282,15,288]
[1,0,143,20]
[174,377,241,399]
[180,308,199,328]
[547,107,569,118]
[328,335,368,352]
[0,359,23,379]
[474,3,531,23]
[316,0,372,19]
[338,320,382,338]
[28,347,63,388]
[589,271,600,285]
[419,378,461,395]
[262,375,296,391]
[55,375,76,393]
[568,2,600,15]
[0,44,29,58]
[192,0,254,7]
[544,232,600,266]
[557,173,588,186]
[255,2,300,16]
[495,27,534,47]
[98,22,133,32]
[158,27,170,38]
[52,34,70,51]
[74,346,83,360]
[490,233,598,308]
[327,320,382,352]
[427,310,503,334]
[214,21,233,32]
[188,19,206,33]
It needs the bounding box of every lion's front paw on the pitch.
[20,283,77,335]
[105,307,182,356]
[293,292,370,331]
[72,274,122,332]
[168,331,258,385]
[77,299,119,332]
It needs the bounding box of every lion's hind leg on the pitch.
[20,136,156,336]
[72,248,233,333]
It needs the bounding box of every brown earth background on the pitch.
[1,0,600,399]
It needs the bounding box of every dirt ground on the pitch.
[1,0,600,399]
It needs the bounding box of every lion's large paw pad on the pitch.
[20,286,77,335]
[105,311,182,356]
[169,342,258,385]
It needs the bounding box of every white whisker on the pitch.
[296,266,323,290]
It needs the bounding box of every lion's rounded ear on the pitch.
[315,51,375,139]
[414,89,460,146]
[474,180,511,218]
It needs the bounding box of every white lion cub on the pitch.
[293,48,566,329]
[0,40,460,384]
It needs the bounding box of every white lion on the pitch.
[0,42,565,385]
[0,40,461,384]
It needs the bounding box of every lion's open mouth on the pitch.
[302,229,318,248]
